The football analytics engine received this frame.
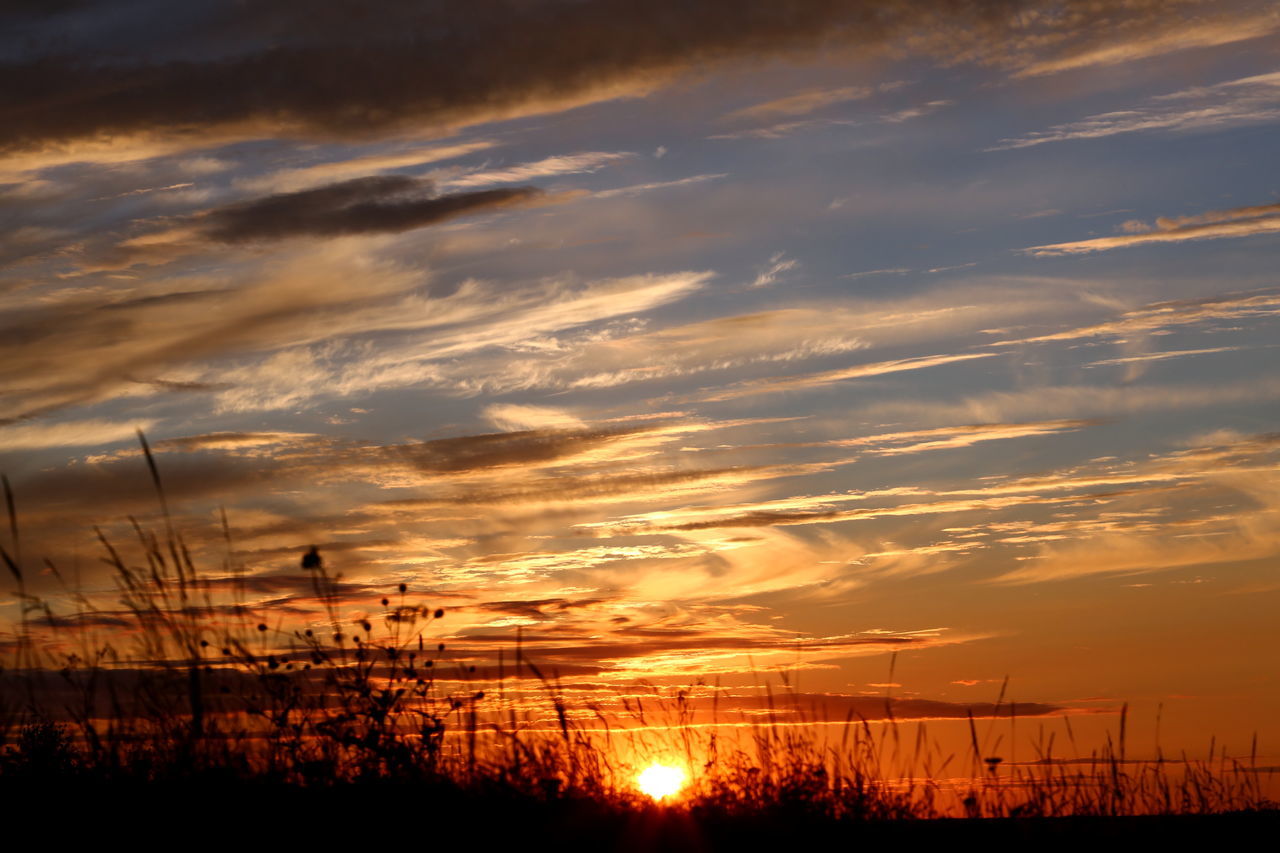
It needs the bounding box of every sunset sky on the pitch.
[2,1,1278,759]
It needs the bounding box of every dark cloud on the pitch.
[0,1,1228,155]
[0,667,1057,727]
[136,377,233,393]
[200,176,542,243]
[1025,200,1280,256]
[452,631,935,669]
[5,420,709,511]
[388,466,765,509]
[722,691,1061,721]
[153,431,319,452]
[475,597,608,622]
[8,452,285,515]
[35,611,134,630]
[0,420,684,554]
[394,424,656,473]
[35,598,313,631]
[0,247,428,420]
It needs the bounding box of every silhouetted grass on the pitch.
[0,435,1274,844]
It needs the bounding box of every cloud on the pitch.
[236,140,500,194]
[990,69,1280,150]
[482,404,585,433]
[680,493,1088,532]
[576,487,1091,537]
[751,251,798,288]
[990,289,1280,345]
[10,415,812,569]
[879,99,952,123]
[863,375,1280,425]
[201,176,543,243]
[152,431,321,452]
[90,176,547,270]
[441,152,632,190]
[355,282,1071,399]
[988,435,1280,583]
[0,243,428,419]
[707,118,859,141]
[0,262,709,421]
[205,270,712,411]
[1084,346,1244,368]
[1023,200,1280,255]
[842,267,912,280]
[590,173,728,199]
[463,617,975,678]
[718,691,1060,721]
[463,546,709,586]
[5,450,285,521]
[1151,200,1280,230]
[1013,8,1280,77]
[707,98,947,141]
[733,419,1093,460]
[7,416,825,593]
[386,462,825,514]
[721,86,874,123]
[393,424,680,474]
[699,351,997,402]
[2,2,1248,164]
[577,430,1280,547]
[0,417,156,451]
[834,419,1094,456]
[994,525,1280,584]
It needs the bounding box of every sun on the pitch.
[636,762,687,801]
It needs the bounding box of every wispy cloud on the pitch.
[842,267,912,280]
[708,118,857,141]
[367,284,1068,398]
[880,99,952,123]
[988,434,1280,583]
[482,404,585,432]
[834,419,1094,456]
[237,140,500,194]
[441,152,633,189]
[720,86,875,123]
[202,176,543,243]
[208,270,713,412]
[1014,9,1280,77]
[751,251,798,288]
[989,70,1280,150]
[383,417,774,478]
[700,352,997,402]
[0,237,710,419]
[1023,200,1280,255]
[0,418,156,451]
[591,173,728,199]
[708,98,948,141]
[863,375,1280,425]
[1084,346,1245,368]
[990,289,1280,346]
[579,490,1102,537]
[94,176,547,270]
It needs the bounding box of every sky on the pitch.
[1,1,1278,761]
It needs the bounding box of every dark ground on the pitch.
[6,781,1274,850]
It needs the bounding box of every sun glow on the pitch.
[636,763,687,801]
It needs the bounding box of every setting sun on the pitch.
[636,763,687,801]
